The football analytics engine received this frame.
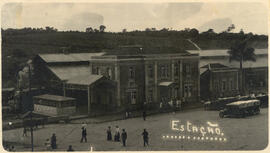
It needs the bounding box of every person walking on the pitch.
[143,111,146,121]
[81,127,87,143]
[67,145,74,151]
[107,126,112,141]
[114,126,120,142]
[22,127,27,137]
[45,138,51,150]
[51,133,57,149]
[121,129,127,147]
[142,129,149,147]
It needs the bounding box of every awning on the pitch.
[159,81,174,87]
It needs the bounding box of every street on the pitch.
[2,107,268,151]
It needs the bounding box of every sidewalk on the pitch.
[3,103,203,130]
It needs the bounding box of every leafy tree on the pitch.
[122,29,127,33]
[99,25,106,32]
[228,38,256,94]
[86,27,94,33]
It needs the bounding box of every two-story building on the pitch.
[33,47,200,115]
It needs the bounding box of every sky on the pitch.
[1,2,268,34]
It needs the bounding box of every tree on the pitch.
[99,25,106,32]
[227,38,256,94]
[86,27,94,33]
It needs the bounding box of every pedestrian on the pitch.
[143,111,146,121]
[67,145,74,151]
[82,122,87,129]
[51,133,57,149]
[23,127,27,137]
[114,126,120,142]
[142,129,149,147]
[107,126,112,141]
[125,111,129,119]
[8,146,15,151]
[45,138,51,150]
[80,127,87,142]
[121,129,127,147]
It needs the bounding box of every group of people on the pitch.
[106,126,149,147]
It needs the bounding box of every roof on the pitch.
[201,63,229,69]
[104,47,190,56]
[48,65,91,81]
[66,75,104,86]
[199,55,268,69]
[38,52,105,63]
[34,94,75,102]
[226,99,260,106]
[159,81,174,86]
[187,48,268,57]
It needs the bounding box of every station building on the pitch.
[33,47,200,115]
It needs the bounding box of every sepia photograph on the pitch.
[1,0,268,152]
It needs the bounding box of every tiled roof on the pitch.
[48,65,91,81]
[201,63,229,69]
[38,52,105,63]
[187,48,268,57]
[200,56,268,68]
[66,75,104,86]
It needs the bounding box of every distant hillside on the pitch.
[1,29,268,88]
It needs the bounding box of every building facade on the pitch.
[33,49,200,114]
[189,48,268,100]
[89,53,200,110]
[200,63,239,100]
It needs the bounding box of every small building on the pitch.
[200,63,239,100]
[188,48,268,100]
[33,94,76,117]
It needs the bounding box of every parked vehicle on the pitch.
[219,100,260,118]
[256,94,268,108]
[204,96,255,111]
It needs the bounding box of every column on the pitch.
[115,64,121,107]
[154,61,158,102]
[145,63,149,103]
[63,82,66,97]
[179,61,183,98]
[87,86,91,114]
[171,61,175,81]
[89,63,92,74]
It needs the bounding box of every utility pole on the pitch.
[28,61,34,152]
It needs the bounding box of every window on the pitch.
[166,65,170,77]
[161,66,166,78]
[260,81,264,87]
[93,67,100,75]
[185,64,191,73]
[174,88,179,98]
[148,89,153,102]
[184,84,192,97]
[107,68,112,79]
[222,81,226,91]
[174,63,179,76]
[148,65,153,78]
[129,67,135,79]
[130,91,136,104]
[230,80,234,90]
[160,65,169,78]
